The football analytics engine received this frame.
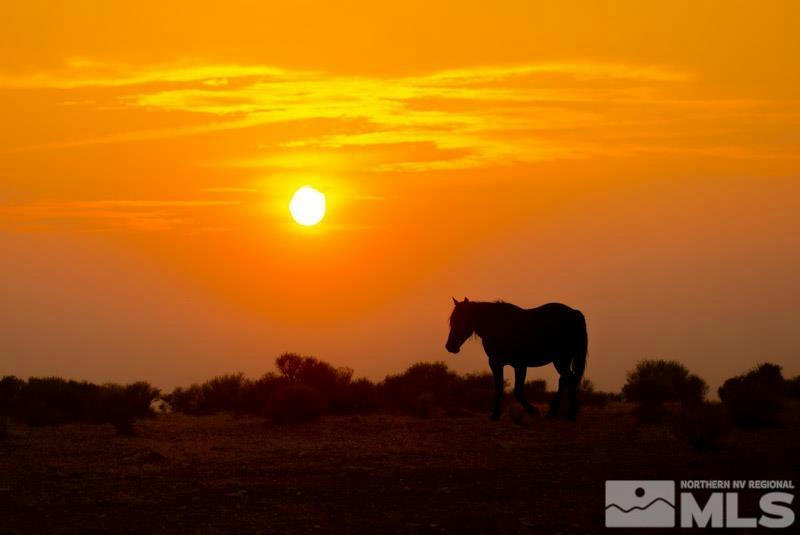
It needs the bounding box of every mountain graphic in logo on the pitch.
[605,480,675,527]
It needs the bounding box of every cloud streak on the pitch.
[5,59,798,172]
[0,200,241,232]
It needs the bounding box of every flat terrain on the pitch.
[1,405,797,534]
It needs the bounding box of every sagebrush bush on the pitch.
[719,363,785,427]
[332,377,379,414]
[380,362,460,414]
[199,374,247,413]
[677,402,731,450]
[460,372,498,411]
[240,373,288,413]
[165,384,205,415]
[0,376,159,434]
[0,376,24,416]
[623,360,707,423]
[523,379,549,404]
[623,360,708,405]
[580,379,619,408]
[786,376,800,400]
[267,385,325,424]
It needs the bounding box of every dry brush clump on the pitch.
[718,363,786,427]
[266,384,325,424]
[622,360,708,423]
[0,375,159,435]
[380,362,461,416]
[165,353,379,422]
[579,379,621,408]
[379,362,516,416]
[522,379,549,404]
[165,358,622,420]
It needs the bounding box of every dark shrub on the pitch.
[0,376,25,417]
[784,375,800,400]
[241,372,288,413]
[0,415,7,439]
[623,360,708,405]
[119,382,160,418]
[580,378,617,408]
[334,377,379,414]
[199,374,247,413]
[164,384,205,415]
[276,353,357,414]
[677,402,731,450]
[6,377,159,431]
[380,362,460,414]
[719,363,785,427]
[94,382,159,433]
[523,379,549,403]
[275,353,304,382]
[267,385,325,424]
[20,377,98,425]
[459,372,498,411]
[623,360,708,423]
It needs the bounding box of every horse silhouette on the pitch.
[446,298,587,421]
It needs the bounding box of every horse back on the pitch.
[522,302,585,345]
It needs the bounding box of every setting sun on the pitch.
[289,186,326,226]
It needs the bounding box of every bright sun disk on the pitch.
[289,185,326,226]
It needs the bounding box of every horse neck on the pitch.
[470,302,494,339]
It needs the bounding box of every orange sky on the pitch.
[2,1,798,392]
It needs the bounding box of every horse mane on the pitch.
[449,300,522,327]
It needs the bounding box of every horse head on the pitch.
[445,297,473,354]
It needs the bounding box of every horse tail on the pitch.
[571,311,588,380]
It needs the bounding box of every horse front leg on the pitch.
[513,365,540,417]
[489,360,504,421]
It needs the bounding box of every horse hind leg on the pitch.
[553,356,581,422]
[547,375,567,419]
[489,360,504,421]
[566,374,580,421]
[547,357,571,419]
[513,366,540,418]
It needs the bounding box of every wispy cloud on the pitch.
[6,59,798,170]
[0,200,240,232]
[0,58,300,89]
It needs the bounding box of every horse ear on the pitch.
[463,297,469,303]
[452,297,458,305]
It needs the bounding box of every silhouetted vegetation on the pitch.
[623,360,707,423]
[0,375,159,435]
[677,402,731,450]
[267,384,325,424]
[14,353,794,434]
[718,363,786,427]
[522,379,548,404]
[161,358,624,420]
[380,362,459,415]
[579,379,621,408]
[787,375,800,400]
[164,354,377,418]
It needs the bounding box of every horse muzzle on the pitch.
[445,343,460,354]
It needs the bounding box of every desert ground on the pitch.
[1,404,797,534]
